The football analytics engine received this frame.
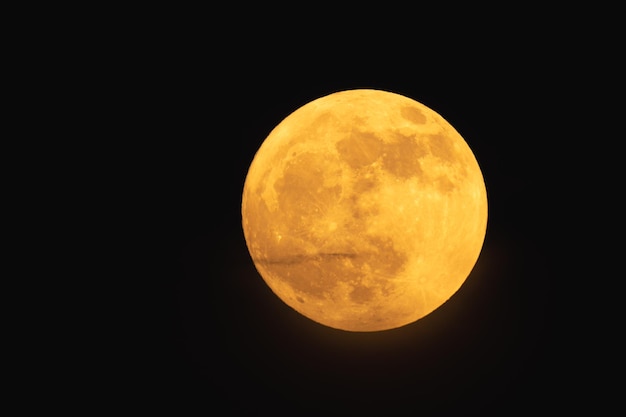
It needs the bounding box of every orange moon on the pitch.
[241,89,487,332]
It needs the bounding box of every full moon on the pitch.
[241,89,487,332]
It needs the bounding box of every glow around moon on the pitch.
[242,89,487,332]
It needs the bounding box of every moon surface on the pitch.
[242,89,487,332]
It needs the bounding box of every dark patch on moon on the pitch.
[435,175,456,193]
[400,105,427,124]
[273,152,342,222]
[425,133,468,180]
[381,133,425,179]
[365,235,407,279]
[336,131,383,169]
[427,133,456,163]
[353,175,378,194]
[350,285,375,303]
[305,111,337,139]
[336,128,432,181]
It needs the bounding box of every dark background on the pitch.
[120,15,588,415]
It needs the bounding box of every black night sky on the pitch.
[122,18,580,415]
